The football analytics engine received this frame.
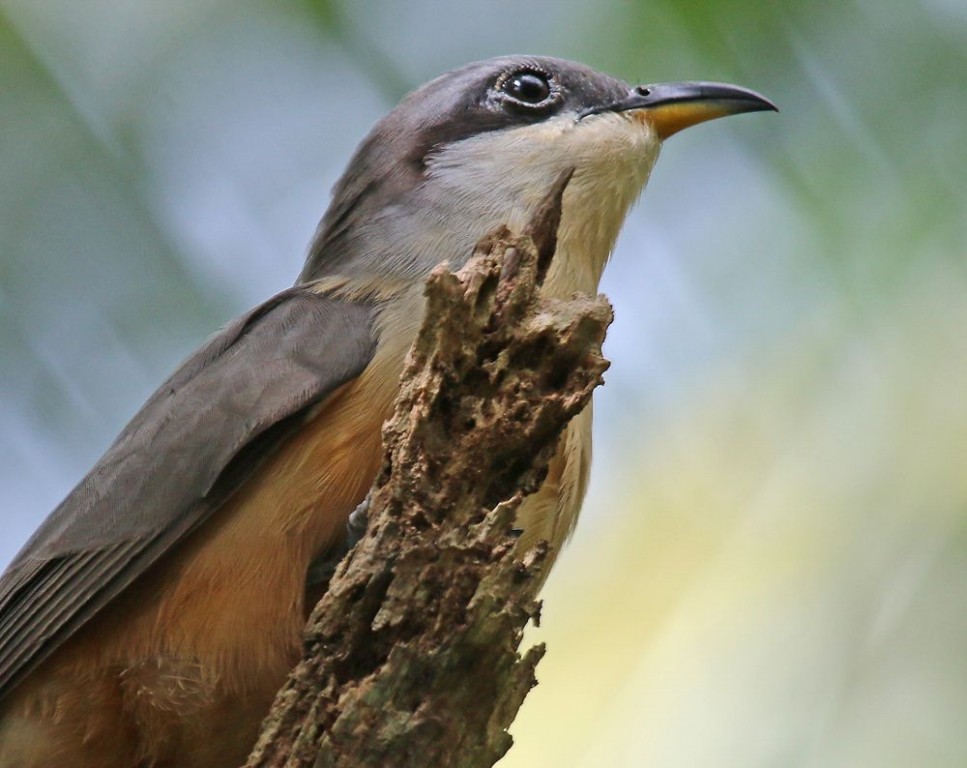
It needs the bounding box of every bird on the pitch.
[0,55,775,767]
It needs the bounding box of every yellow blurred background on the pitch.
[1,1,965,765]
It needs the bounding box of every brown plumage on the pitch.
[0,293,386,767]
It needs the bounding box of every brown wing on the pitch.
[0,285,377,700]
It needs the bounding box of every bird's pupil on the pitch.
[507,72,550,103]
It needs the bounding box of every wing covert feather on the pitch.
[0,286,377,700]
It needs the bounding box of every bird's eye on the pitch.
[501,70,553,106]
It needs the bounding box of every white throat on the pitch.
[341,111,660,294]
[426,110,660,297]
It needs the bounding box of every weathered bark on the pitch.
[244,173,613,768]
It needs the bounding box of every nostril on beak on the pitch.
[635,86,652,97]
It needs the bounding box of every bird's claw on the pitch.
[305,494,372,589]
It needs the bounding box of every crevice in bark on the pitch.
[244,170,612,768]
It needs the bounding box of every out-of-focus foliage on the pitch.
[1,0,964,765]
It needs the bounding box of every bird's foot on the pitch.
[305,494,371,590]
[346,495,370,550]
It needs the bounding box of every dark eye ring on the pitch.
[500,70,554,106]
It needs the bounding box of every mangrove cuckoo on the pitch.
[0,56,775,767]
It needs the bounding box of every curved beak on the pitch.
[581,81,778,139]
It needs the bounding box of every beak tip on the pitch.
[719,85,779,115]
[755,94,780,114]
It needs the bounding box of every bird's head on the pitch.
[303,55,775,291]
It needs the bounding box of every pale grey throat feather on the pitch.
[298,55,640,289]
[305,114,658,303]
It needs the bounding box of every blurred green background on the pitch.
[1,0,965,765]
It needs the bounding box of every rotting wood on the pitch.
[244,171,612,768]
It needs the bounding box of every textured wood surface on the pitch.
[245,173,612,768]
